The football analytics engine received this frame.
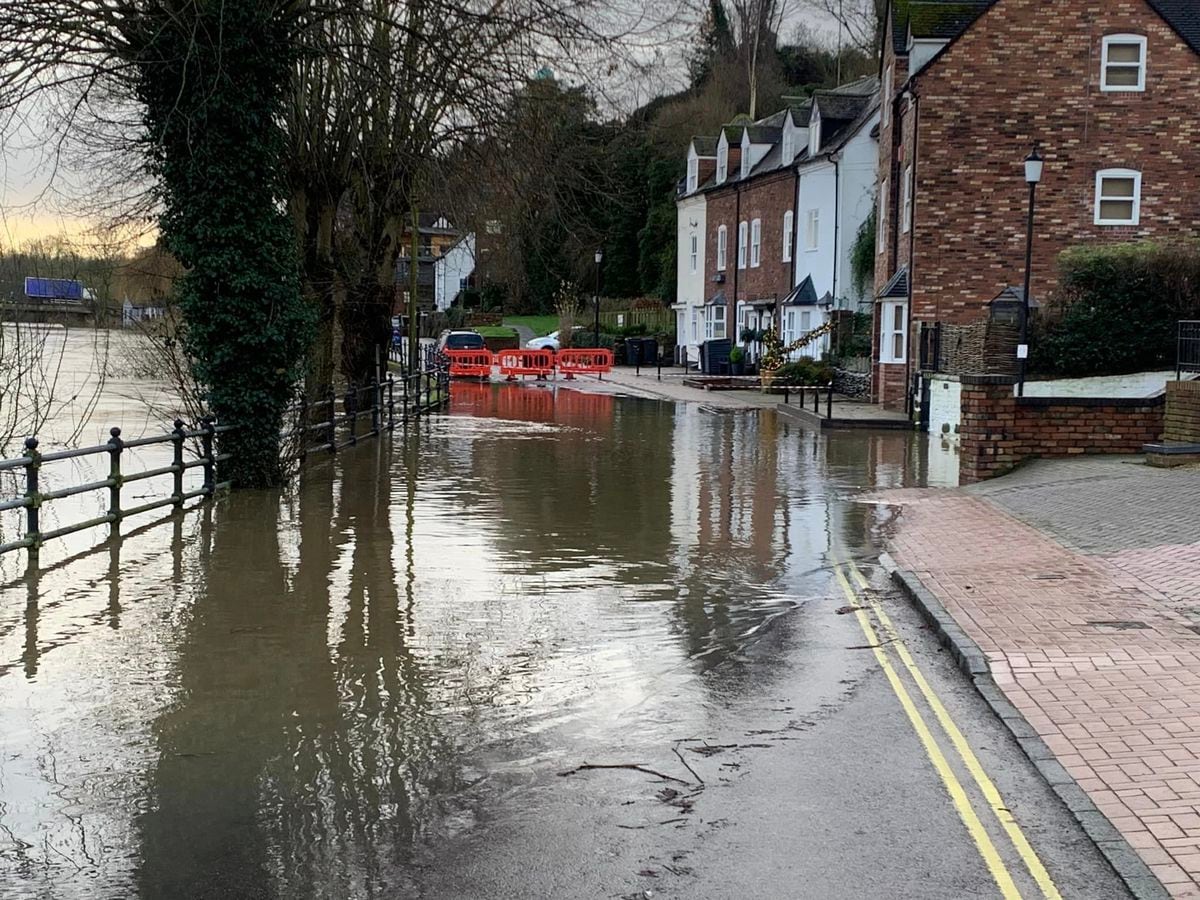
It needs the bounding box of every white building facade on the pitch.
[434,233,476,311]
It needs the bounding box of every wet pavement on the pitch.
[0,378,1132,898]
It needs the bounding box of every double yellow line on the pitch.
[834,559,1062,900]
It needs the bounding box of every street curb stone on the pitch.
[882,556,1170,900]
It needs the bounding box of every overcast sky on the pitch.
[0,1,842,252]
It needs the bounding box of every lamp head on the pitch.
[1025,147,1044,185]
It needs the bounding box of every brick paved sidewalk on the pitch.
[886,463,1200,898]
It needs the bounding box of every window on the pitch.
[880,301,908,363]
[882,65,893,128]
[810,107,822,155]
[750,219,761,267]
[782,211,794,262]
[805,209,820,251]
[706,305,727,340]
[690,234,698,273]
[1095,169,1141,225]
[782,130,794,162]
[785,308,796,341]
[800,310,812,335]
[691,308,699,343]
[717,144,728,183]
[738,221,748,269]
[741,140,752,179]
[901,165,913,233]
[717,225,728,270]
[877,179,888,254]
[687,157,699,193]
[1101,34,1147,92]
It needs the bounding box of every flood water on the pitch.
[0,371,956,899]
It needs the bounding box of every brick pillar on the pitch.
[958,375,1019,483]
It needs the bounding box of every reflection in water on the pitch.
[0,384,949,898]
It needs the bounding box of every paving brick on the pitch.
[886,460,1200,896]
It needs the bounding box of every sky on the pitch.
[0,1,844,253]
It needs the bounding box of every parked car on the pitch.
[437,330,487,352]
[525,327,584,352]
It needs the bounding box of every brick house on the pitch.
[675,79,879,368]
[873,0,1200,412]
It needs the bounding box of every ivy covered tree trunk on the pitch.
[127,2,312,488]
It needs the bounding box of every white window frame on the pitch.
[750,218,761,268]
[741,138,752,179]
[706,305,727,340]
[717,145,728,183]
[691,308,699,343]
[690,234,698,273]
[686,157,699,193]
[1101,34,1147,93]
[804,208,820,251]
[785,308,796,341]
[737,221,748,269]
[810,107,822,155]
[877,179,888,254]
[880,301,908,364]
[782,211,794,262]
[1094,168,1142,225]
[882,65,893,128]
[901,165,913,233]
[782,131,793,163]
[717,225,728,271]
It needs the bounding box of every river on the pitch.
[0,357,961,898]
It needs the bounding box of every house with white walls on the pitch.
[781,83,880,356]
[434,233,475,311]
[674,137,717,365]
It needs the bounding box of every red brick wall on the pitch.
[872,361,909,410]
[1165,380,1200,442]
[910,0,1200,328]
[959,376,1165,482]
[704,172,796,335]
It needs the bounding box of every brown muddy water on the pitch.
[0,357,958,899]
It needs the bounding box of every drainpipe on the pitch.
[832,151,841,307]
[907,91,922,420]
[732,182,741,343]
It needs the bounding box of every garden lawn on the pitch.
[475,325,518,339]
[502,315,558,337]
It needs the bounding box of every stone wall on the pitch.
[959,375,1164,482]
[833,367,870,400]
[1165,380,1200,442]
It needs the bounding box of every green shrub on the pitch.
[729,346,745,364]
[772,357,834,386]
[1033,241,1200,377]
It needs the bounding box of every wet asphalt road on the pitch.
[414,565,1132,900]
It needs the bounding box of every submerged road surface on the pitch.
[0,381,1129,898]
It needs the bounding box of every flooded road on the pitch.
[0,379,1127,899]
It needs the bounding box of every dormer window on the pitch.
[882,65,893,128]
[687,156,699,193]
[782,130,793,163]
[1101,35,1147,92]
[810,107,822,155]
[716,143,728,183]
[740,135,752,179]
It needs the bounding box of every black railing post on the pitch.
[813,386,819,414]
[23,436,40,563]
[201,416,216,494]
[826,382,833,420]
[387,374,396,431]
[370,377,381,435]
[325,388,337,451]
[107,427,124,535]
[345,385,358,445]
[172,419,185,508]
[402,370,410,423]
[657,351,662,381]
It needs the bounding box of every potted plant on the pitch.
[729,345,745,376]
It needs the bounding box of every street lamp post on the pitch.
[593,248,603,347]
[1018,146,1043,397]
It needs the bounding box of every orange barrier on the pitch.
[496,348,555,381]
[444,349,494,379]
[555,348,614,380]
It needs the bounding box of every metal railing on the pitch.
[0,417,231,563]
[1178,320,1200,380]
[0,360,450,566]
[779,382,835,419]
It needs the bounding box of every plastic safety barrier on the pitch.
[444,349,494,379]
[555,348,614,380]
[496,348,555,381]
